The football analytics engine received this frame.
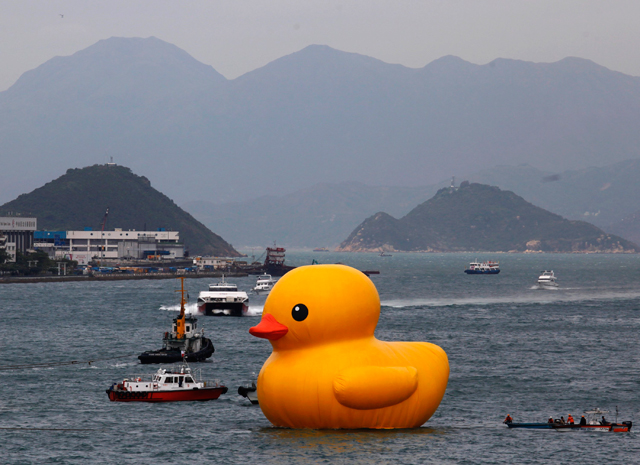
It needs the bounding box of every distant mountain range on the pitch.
[0,165,239,256]
[454,159,640,231]
[337,183,638,253]
[182,158,640,248]
[183,182,435,248]
[2,36,640,208]
[607,210,640,246]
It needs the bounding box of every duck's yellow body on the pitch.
[250,264,449,429]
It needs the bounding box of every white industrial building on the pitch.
[192,256,233,271]
[0,216,37,262]
[34,229,184,265]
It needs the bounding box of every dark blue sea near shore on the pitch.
[2,252,639,464]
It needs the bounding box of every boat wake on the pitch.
[247,305,264,317]
[159,302,199,315]
[160,302,263,316]
[382,289,640,309]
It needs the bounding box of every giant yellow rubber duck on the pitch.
[249,264,449,429]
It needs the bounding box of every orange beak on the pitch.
[249,313,289,340]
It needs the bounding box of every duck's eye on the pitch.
[291,303,308,322]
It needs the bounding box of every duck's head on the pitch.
[250,264,380,349]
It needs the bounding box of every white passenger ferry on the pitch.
[197,275,249,316]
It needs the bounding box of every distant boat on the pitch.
[252,274,277,296]
[537,270,558,289]
[235,244,296,276]
[379,252,392,257]
[464,260,500,274]
[313,247,330,252]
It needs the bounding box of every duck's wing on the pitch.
[333,366,418,410]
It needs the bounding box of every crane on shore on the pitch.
[99,208,109,258]
[100,208,109,232]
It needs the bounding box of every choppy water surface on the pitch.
[2,252,639,463]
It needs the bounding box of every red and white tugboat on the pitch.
[106,363,228,402]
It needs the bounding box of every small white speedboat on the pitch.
[252,274,277,296]
[537,270,558,289]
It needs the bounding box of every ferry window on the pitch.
[185,377,194,383]
[166,377,173,383]
[186,325,190,332]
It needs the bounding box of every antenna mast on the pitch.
[100,208,109,232]
[175,277,187,339]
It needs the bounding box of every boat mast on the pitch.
[175,277,187,339]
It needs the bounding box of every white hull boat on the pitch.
[252,274,277,296]
[537,270,558,289]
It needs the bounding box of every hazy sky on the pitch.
[1,0,639,91]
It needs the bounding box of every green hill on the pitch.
[0,164,239,257]
[337,182,639,253]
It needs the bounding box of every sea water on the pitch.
[1,252,639,463]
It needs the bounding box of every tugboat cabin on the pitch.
[170,316,199,338]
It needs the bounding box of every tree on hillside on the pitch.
[0,247,9,264]
[0,250,74,276]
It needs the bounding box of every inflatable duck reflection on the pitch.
[249,264,449,429]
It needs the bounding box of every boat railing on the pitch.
[202,379,223,388]
[123,375,151,383]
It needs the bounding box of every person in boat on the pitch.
[559,416,566,424]
[579,416,587,426]
[567,414,575,425]
[601,416,609,426]
[548,417,554,424]
[503,414,513,424]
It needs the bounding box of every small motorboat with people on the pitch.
[464,260,500,274]
[139,277,214,364]
[238,381,259,405]
[106,362,228,402]
[252,274,277,296]
[197,275,249,316]
[537,270,558,289]
[554,408,633,432]
[504,408,632,432]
